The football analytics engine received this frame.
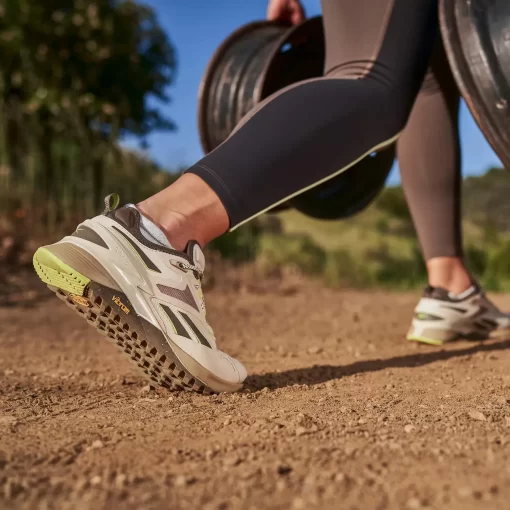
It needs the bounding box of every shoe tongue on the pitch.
[120,205,203,268]
[125,205,173,249]
[186,241,205,272]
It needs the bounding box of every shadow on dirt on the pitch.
[245,338,510,391]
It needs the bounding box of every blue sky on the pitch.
[128,0,502,185]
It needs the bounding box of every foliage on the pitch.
[259,168,510,291]
[463,167,510,232]
[0,0,176,138]
[258,233,327,276]
[375,186,412,222]
[482,241,510,291]
[0,0,177,231]
[324,249,372,288]
[208,221,262,264]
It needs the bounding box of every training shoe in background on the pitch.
[407,284,510,345]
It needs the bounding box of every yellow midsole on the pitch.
[407,334,446,346]
[33,247,91,296]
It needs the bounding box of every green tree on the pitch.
[1,0,176,138]
[0,0,177,220]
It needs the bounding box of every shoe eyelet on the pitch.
[171,260,188,273]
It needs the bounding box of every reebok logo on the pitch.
[71,295,90,307]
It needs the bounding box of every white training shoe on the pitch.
[33,194,247,394]
[407,284,510,345]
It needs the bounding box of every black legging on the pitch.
[186,0,462,260]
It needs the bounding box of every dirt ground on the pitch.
[1,278,510,510]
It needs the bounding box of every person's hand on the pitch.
[267,0,306,25]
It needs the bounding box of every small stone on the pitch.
[292,497,306,509]
[91,440,104,449]
[307,346,323,355]
[174,475,196,487]
[358,418,367,425]
[139,385,153,395]
[4,369,14,376]
[115,474,127,489]
[295,427,307,436]
[468,410,486,422]
[385,383,394,390]
[404,424,415,434]
[276,479,287,491]
[458,487,472,498]
[296,413,307,425]
[223,417,232,426]
[223,455,241,467]
[0,416,17,427]
[406,497,422,509]
[495,396,507,405]
[334,473,346,482]
[174,475,186,487]
[260,387,270,394]
[90,475,102,486]
[277,465,292,475]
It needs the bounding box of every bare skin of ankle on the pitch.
[426,257,473,294]
[137,174,229,251]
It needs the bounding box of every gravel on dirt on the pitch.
[1,280,509,510]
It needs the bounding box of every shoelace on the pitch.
[171,259,204,281]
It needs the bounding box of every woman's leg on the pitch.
[139,0,440,249]
[395,38,510,344]
[397,37,471,294]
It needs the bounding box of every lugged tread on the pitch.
[35,248,215,394]
[52,285,214,395]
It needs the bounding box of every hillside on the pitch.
[228,167,510,291]
[463,168,510,232]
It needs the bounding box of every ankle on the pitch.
[136,175,229,251]
[136,202,189,251]
[426,257,473,295]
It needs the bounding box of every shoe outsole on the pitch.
[33,247,216,395]
[407,329,510,346]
